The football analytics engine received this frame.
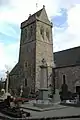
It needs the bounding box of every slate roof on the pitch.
[9,63,24,76]
[21,6,50,28]
[54,46,80,68]
[29,8,43,18]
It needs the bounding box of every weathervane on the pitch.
[36,0,39,11]
[36,2,38,11]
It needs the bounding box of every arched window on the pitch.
[25,78,27,86]
[46,29,49,40]
[25,62,27,68]
[30,26,33,36]
[63,75,66,84]
[40,27,44,39]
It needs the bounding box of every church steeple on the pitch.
[10,7,54,93]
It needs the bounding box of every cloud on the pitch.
[0,20,20,78]
[0,40,19,77]
[53,30,76,52]
[52,8,68,28]
[0,0,10,6]
[0,0,55,24]
[53,3,80,52]
[0,21,20,39]
[1,0,72,24]
[67,4,80,35]
[0,0,80,78]
[0,43,6,70]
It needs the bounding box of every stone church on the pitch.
[9,6,80,94]
[9,6,54,93]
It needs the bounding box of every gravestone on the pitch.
[60,75,68,101]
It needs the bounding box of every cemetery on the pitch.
[0,62,80,119]
[59,75,80,107]
[0,6,80,120]
[0,55,80,119]
[0,48,80,119]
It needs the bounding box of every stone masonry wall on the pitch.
[18,22,36,92]
[35,20,53,90]
[55,65,80,93]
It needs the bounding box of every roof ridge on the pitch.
[54,46,80,53]
[28,8,43,19]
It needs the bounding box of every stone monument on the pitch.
[40,58,48,88]
[38,58,48,101]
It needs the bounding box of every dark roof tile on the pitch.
[54,46,80,68]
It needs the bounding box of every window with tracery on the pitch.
[25,78,27,86]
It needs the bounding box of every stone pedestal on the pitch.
[40,66,48,88]
[38,88,48,100]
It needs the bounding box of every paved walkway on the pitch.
[21,106,80,119]
[20,101,80,119]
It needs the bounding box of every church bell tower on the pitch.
[11,6,54,92]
